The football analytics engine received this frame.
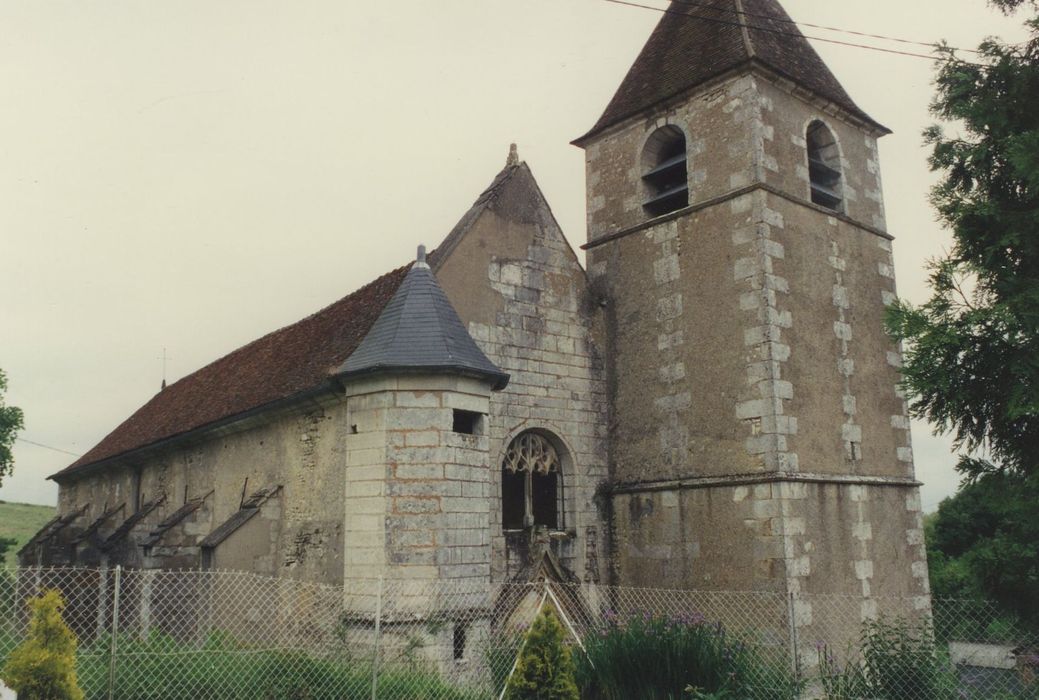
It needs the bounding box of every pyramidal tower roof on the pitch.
[338,246,510,390]
[576,0,887,143]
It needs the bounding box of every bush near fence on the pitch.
[1,567,1037,700]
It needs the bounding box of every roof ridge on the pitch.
[432,161,523,270]
[734,0,756,58]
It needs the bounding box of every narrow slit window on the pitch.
[642,125,689,218]
[807,121,843,211]
[453,623,467,661]
[848,441,862,461]
[452,409,482,435]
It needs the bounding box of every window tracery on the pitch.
[501,432,562,530]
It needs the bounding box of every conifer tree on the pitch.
[504,607,580,700]
[1,590,85,700]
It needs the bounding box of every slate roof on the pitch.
[199,486,281,549]
[101,497,165,551]
[338,250,510,390]
[73,502,125,544]
[142,493,211,548]
[18,505,88,555]
[575,0,887,144]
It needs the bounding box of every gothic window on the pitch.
[807,120,843,211]
[501,431,562,530]
[642,125,689,217]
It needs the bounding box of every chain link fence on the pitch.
[1,566,1036,699]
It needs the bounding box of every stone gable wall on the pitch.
[435,172,610,584]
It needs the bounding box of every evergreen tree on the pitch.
[1,590,85,700]
[504,607,580,700]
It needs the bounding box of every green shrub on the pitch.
[504,607,580,700]
[1,589,85,700]
[575,610,797,700]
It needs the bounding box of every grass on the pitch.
[0,500,56,567]
[66,631,491,700]
[573,611,800,700]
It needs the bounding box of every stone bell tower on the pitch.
[575,0,930,619]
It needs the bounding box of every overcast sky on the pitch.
[0,0,1029,511]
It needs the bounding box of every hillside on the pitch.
[0,500,56,567]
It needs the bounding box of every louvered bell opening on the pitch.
[642,126,689,218]
[807,121,844,212]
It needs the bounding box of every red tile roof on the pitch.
[575,0,887,144]
[54,264,410,479]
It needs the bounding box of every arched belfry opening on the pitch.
[501,431,564,531]
[641,125,689,217]
[807,120,843,211]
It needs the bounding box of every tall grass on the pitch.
[573,611,799,700]
[818,618,960,699]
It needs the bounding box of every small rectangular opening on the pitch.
[453,622,467,661]
[452,409,482,435]
[848,442,862,461]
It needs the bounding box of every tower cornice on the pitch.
[582,181,893,252]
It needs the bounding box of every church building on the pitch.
[24,0,930,619]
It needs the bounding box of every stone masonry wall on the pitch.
[585,74,761,242]
[581,70,928,607]
[52,396,350,582]
[435,164,610,584]
[342,375,493,585]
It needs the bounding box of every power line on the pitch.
[670,0,981,54]
[16,437,82,458]
[601,0,984,65]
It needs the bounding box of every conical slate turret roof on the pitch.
[575,0,887,144]
[338,247,509,390]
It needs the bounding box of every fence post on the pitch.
[139,568,153,640]
[370,577,383,700]
[96,563,108,644]
[786,592,800,682]
[107,565,122,700]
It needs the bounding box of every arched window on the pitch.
[642,125,689,217]
[806,121,843,211]
[501,431,562,530]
